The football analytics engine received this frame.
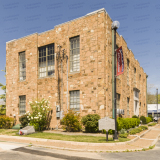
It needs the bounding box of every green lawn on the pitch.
[0,129,130,143]
[0,129,18,135]
[23,132,130,143]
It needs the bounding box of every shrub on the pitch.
[132,115,138,118]
[119,128,127,134]
[129,129,137,135]
[146,117,152,124]
[19,114,30,128]
[140,116,146,124]
[81,114,100,133]
[129,126,148,135]
[148,115,153,122]
[129,128,142,135]
[61,110,81,132]
[0,116,14,129]
[26,98,52,131]
[148,122,156,126]
[117,118,140,131]
[102,129,114,135]
[139,125,148,130]
[119,133,128,138]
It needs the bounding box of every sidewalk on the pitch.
[0,125,159,152]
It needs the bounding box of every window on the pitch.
[116,93,120,109]
[19,95,26,115]
[134,67,136,84]
[39,44,55,78]
[135,91,139,98]
[135,100,138,112]
[19,51,26,81]
[70,36,80,72]
[127,59,129,85]
[127,97,130,115]
[70,90,80,111]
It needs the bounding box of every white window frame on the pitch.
[70,90,80,111]
[19,95,26,115]
[19,51,26,81]
[69,36,80,73]
[38,44,55,78]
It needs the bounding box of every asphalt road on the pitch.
[0,140,160,160]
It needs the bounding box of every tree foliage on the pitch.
[147,83,160,104]
[0,68,6,115]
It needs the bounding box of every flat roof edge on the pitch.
[6,33,38,44]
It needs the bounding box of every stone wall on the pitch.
[6,9,147,128]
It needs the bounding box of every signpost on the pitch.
[98,117,115,141]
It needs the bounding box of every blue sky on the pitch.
[0,0,159,96]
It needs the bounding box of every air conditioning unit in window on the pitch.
[121,109,125,115]
[117,109,125,115]
[117,109,120,114]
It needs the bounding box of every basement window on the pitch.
[39,44,55,78]
[19,51,26,81]
[19,95,26,115]
[70,90,80,111]
[70,36,80,72]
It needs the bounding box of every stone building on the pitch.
[6,8,147,128]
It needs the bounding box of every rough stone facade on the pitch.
[6,8,147,128]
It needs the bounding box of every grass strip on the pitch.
[0,129,130,143]
[22,132,130,143]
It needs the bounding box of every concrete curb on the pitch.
[0,125,159,152]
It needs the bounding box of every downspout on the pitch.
[67,56,68,112]
[112,29,115,118]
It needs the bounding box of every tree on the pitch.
[147,84,160,104]
[0,68,6,115]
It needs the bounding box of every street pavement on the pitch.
[0,124,159,159]
[0,140,160,159]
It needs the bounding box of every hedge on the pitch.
[117,117,140,131]
[140,116,152,124]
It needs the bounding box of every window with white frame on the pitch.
[116,93,120,109]
[127,59,129,85]
[39,44,55,78]
[70,36,80,72]
[70,90,80,111]
[19,95,26,115]
[135,100,138,112]
[19,51,26,81]
[127,97,130,115]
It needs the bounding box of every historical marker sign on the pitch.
[98,117,115,131]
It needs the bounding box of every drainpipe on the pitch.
[112,29,115,118]
[66,56,68,112]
